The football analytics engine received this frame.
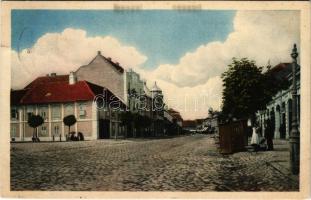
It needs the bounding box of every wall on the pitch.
[11,101,97,141]
[76,55,125,101]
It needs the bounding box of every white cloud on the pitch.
[140,10,300,119]
[150,10,300,88]
[11,28,147,89]
[12,11,300,120]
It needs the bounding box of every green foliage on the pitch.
[28,114,44,141]
[28,115,44,128]
[221,58,289,119]
[63,115,77,127]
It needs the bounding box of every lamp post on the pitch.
[289,43,300,175]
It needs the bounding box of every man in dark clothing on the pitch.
[279,122,286,139]
[265,119,274,150]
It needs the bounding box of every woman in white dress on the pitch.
[251,126,260,151]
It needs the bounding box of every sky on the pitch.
[11,10,300,119]
[12,10,235,68]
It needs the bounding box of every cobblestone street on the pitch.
[11,135,298,191]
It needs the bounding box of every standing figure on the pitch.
[265,119,274,150]
[251,124,260,151]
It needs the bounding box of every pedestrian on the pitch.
[279,122,286,139]
[251,123,260,152]
[265,119,274,150]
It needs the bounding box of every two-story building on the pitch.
[10,72,125,141]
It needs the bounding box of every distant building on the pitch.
[76,51,146,110]
[75,51,166,137]
[167,108,183,127]
[10,73,125,141]
[256,63,300,139]
[11,51,177,140]
[150,82,165,136]
[127,69,145,110]
[182,120,197,132]
[76,51,126,102]
[164,108,183,135]
[204,115,220,134]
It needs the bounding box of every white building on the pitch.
[257,63,300,139]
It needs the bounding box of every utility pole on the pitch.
[289,43,300,175]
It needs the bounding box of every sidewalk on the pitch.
[245,139,299,184]
[265,139,299,183]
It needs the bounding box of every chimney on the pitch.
[50,73,56,77]
[97,51,101,55]
[69,71,76,85]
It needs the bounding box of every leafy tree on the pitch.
[63,115,77,137]
[28,114,44,142]
[221,58,289,120]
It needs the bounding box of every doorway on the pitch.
[98,119,110,139]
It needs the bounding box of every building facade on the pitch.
[11,51,179,140]
[257,63,300,139]
[76,51,126,102]
[10,73,125,141]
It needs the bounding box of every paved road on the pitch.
[10,135,298,191]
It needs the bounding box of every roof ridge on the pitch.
[20,83,39,103]
[87,53,124,74]
[83,81,99,98]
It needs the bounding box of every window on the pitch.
[41,126,47,135]
[54,125,59,135]
[65,104,74,115]
[40,111,47,120]
[26,106,34,120]
[78,103,87,118]
[39,106,48,120]
[11,126,16,137]
[51,105,61,120]
[11,107,18,120]
[132,75,137,82]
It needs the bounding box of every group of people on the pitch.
[250,118,275,151]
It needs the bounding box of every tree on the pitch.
[28,115,44,142]
[63,115,77,140]
[221,58,289,120]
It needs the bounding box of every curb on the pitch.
[266,161,299,186]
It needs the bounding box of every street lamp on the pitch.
[289,43,300,175]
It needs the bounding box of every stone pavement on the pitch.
[10,135,299,191]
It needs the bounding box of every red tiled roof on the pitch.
[11,89,28,105]
[12,73,126,108]
[268,63,292,80]
[25,75,69,89]
[20,81,98,104]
